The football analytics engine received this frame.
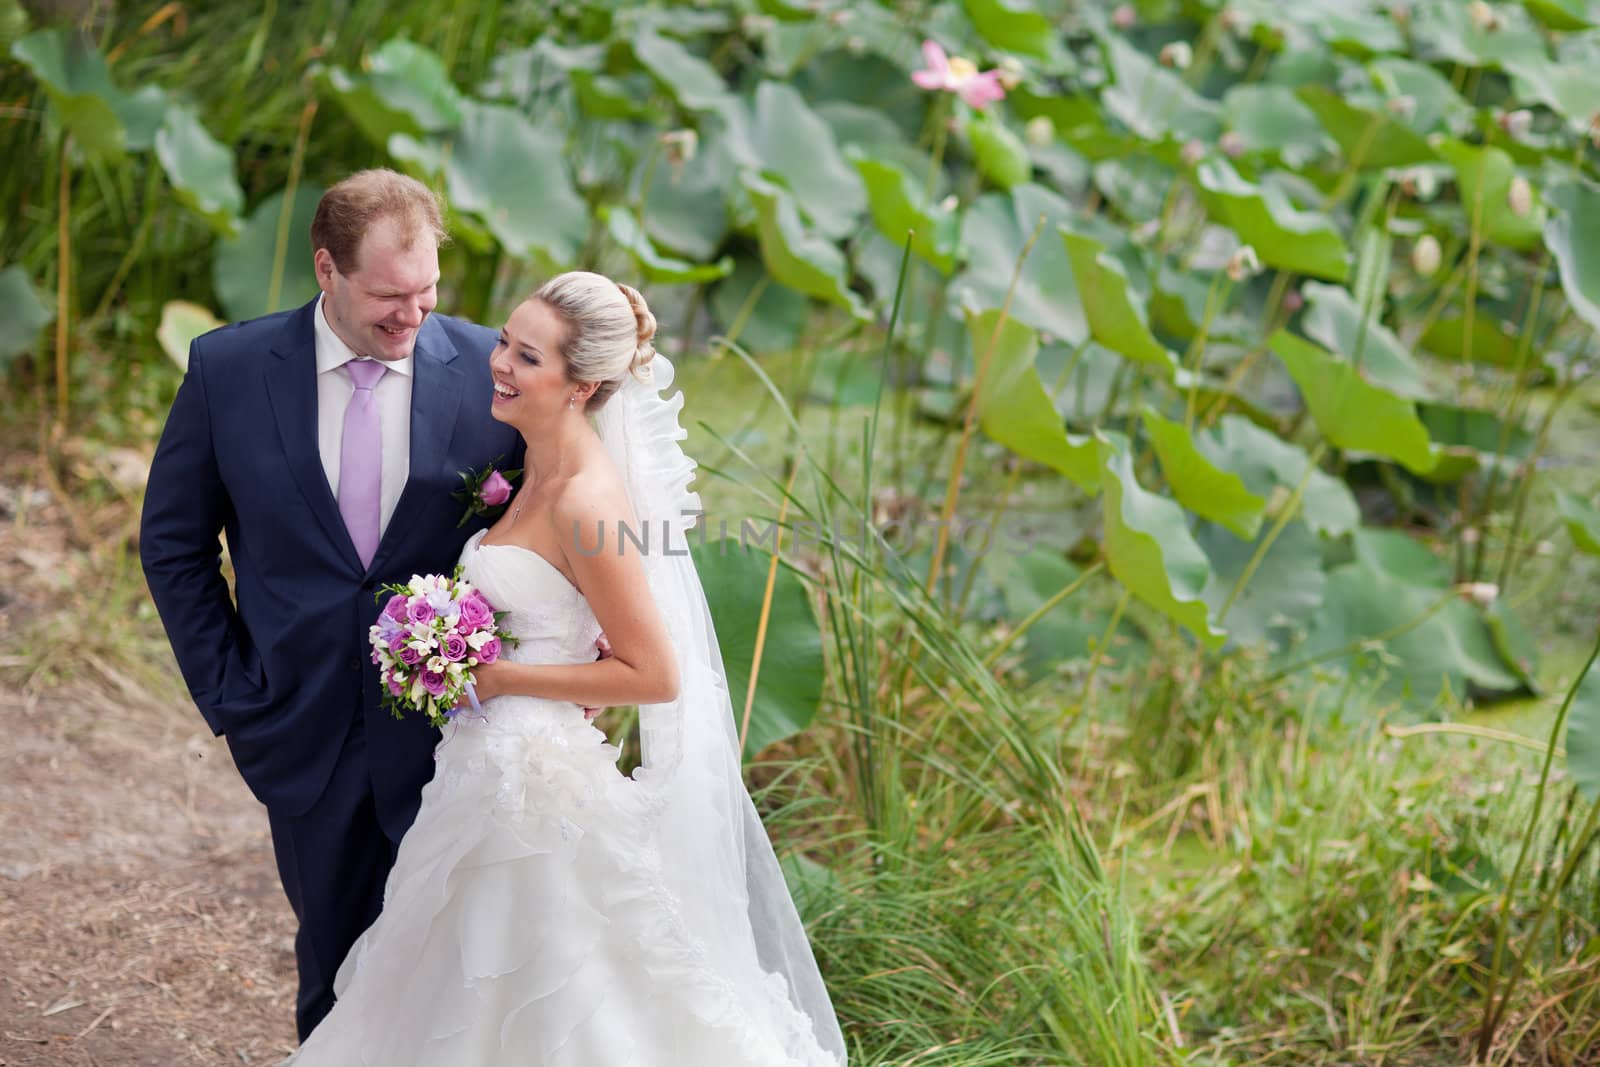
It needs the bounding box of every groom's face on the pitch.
[315,214,440,362]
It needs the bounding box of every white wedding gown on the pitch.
[284,529,842,1066]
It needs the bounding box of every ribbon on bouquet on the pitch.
[434,681,490,757]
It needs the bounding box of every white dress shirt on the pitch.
[314,294,413,538]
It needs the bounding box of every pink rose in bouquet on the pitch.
[367,569,516,728]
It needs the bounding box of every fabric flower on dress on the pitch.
[911,40,1006,110]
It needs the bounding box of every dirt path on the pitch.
[1,473,299,1065]
[0,680,299,1066]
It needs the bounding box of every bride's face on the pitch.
[489,299,583,428]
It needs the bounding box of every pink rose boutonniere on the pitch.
[453,456,523,528]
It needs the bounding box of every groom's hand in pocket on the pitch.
[583,634,613,721]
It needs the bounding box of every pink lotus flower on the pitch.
[911,40,1006,111]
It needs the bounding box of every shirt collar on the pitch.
[313,293,414,377]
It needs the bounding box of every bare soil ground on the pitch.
[1,461,299,1066]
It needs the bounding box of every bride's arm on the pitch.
[470,483,680,708]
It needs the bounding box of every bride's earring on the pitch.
[568,395,577,410]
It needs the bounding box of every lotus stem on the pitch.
[1476,626,1600,1062]
[1454,151,1488,581]
[985,559,1106,669]
[1183,272,1229,431]
[270,98,318,315]
[1201,269,1291,428]
[1216,442,1325,624]
[1496,374,1582,596]
[1469,249,1550,582]
[925,214,1046,599]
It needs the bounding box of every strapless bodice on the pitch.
[453,529,603,737]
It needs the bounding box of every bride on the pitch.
[286,272,847,1066]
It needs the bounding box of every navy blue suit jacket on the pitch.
[140,298,524,824]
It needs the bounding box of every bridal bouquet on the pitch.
[369,570,512,728]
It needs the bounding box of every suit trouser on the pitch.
[265,713,405,1042]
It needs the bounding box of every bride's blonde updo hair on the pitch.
[531,271,657,411]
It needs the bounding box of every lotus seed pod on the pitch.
[1411,234,1442,276]
[1220,130,1246,158]
[997,56,1024,91]
[1507,175,1533,218]
[1467,0,1498,31]
[1281,289,1305,314]
[1180,138,1206,166]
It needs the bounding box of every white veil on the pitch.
[593,355,847,1066]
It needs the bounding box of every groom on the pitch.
[140,169,523,1040]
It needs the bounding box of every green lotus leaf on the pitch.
[952,184,1087,344]
[999,549,1146,679]
[1482,599,1541,693]
[1524,0,1600,31]
[481,40,606,102]
[606,207,732,285]
[725,82,866,241]
[633,29,732,113]
[710,257,810,355]
[1296,528,1527,703]
[690,538,824,759]
[1271,330,1439,474]
[1196,415,1360,538]
[1142,407,1267,540]
[850,153,960,274]
[964,0,1053,57]
[154,104,243,235]
[742,172,868,318]
[1195,159,1351,281]
[155,300,223,372]
[1411,0,1548,69]
[1221,83,1333,167]
[440,102,588,265]
[212,185,325,322]
[115,85,168,152]
[1062,229,1176,374]
[12,29,128,157]
[1368,57,1473,135]
[1415,402,1534,480]
[1098,435,1227,648]
[1419,311,1534,370]
[1300,281,1429,399]
[1009,85,1126,161]
[1566,654,1600,800]
[320,38,463,148]
[1435,139,1545,251]
[1297,85,1438,170]
[966,112,1032,191]
[0,265,54,371]
[642,128,731,262]
[571,69,648,119]
[1198,519,1325,648]
[967,308,1099,490]
[1100,33,1223,144]
[1555,490,1600,555]
[1543,178,1600,334]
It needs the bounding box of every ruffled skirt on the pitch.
[283,697,834,1067]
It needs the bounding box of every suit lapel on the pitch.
[369,317,465,572]
[264,300,364,571]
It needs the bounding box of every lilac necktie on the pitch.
[338,359,387,568]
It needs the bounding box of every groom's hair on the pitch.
[311,169,447,275]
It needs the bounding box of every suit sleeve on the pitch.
[139,342,256,735]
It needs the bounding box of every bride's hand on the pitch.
[469,659,510,703]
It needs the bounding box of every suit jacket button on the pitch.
[347,657,361,671]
